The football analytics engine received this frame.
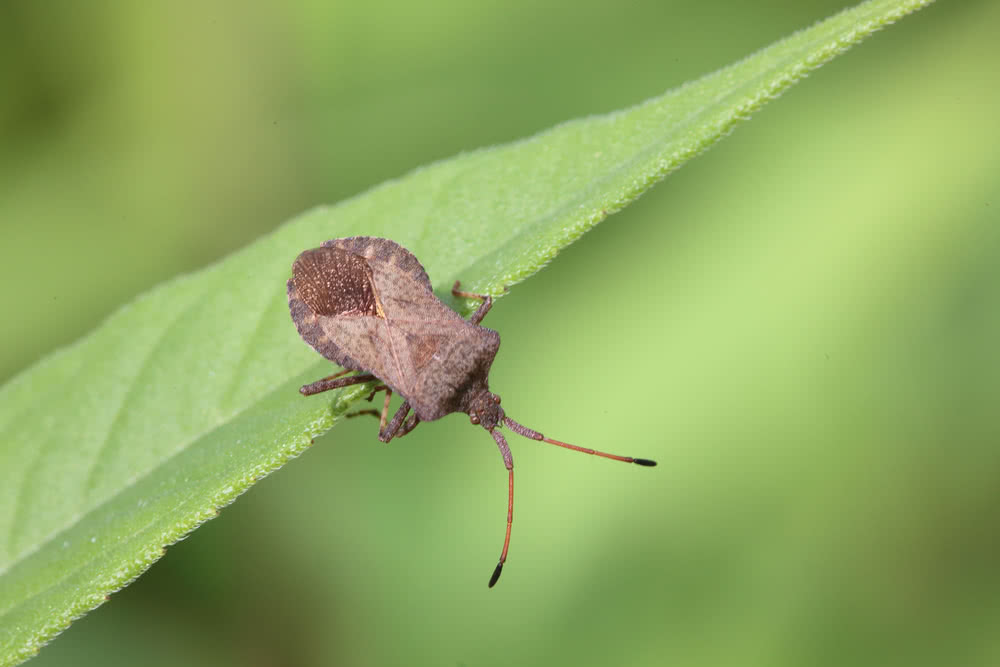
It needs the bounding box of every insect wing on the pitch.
[361,257,469,403]
[289,241,471,405]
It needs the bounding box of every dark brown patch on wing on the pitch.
[292,247,378,317]
[324,237,433,292]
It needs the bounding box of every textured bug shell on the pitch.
[288,236,500,421]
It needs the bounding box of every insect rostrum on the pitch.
[288,236,655,587]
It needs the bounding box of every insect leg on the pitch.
[374,412,420,439]
[379,400,412,443]
[343,389,417,441]
[300,372,376,396]
[363,385,388,402]
[342,385,389,421]
[488,428,514,588]
[452,281,493,325]
[345,409,381,420]
[378,388,393,434]
[396,413,421,438]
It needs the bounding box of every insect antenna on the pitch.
[488,428,514,588]
[504,417,657,467]
[485,416,655,588]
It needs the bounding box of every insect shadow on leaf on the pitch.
[288,236,655,587]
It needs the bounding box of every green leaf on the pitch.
[0,0,933,663]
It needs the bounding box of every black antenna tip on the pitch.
[633,458,657,467]
[488,562,503,588]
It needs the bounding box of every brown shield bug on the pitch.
[288,236,655,587]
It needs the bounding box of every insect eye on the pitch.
[493,395,501,404]
[470,414,480,425]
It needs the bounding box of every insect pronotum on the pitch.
[288,236,655,587]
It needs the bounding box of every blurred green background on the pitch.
[3,0,999,665]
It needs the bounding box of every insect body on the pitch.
[288,236,655,587]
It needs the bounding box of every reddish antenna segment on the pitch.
[486,417,655,587]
